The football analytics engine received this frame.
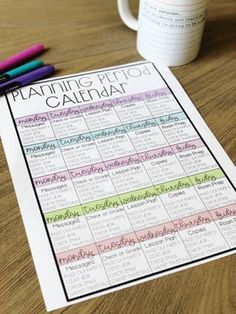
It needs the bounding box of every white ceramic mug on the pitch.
[118,0,208,66]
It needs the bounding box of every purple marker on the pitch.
[0,65,55,96]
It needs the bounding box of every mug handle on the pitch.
[117,0,138,31]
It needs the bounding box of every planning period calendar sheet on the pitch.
[0,61,236,311]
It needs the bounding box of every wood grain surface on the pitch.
[0,0,235,313]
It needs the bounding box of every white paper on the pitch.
[0,61,235,311]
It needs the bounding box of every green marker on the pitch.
[0,60,44,83]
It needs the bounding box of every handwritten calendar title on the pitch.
[11,65,152,108]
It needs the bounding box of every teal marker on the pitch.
[0,60,44,84]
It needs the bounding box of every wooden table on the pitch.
[0,0,235,313]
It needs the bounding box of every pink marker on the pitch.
[0,44,44,73]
